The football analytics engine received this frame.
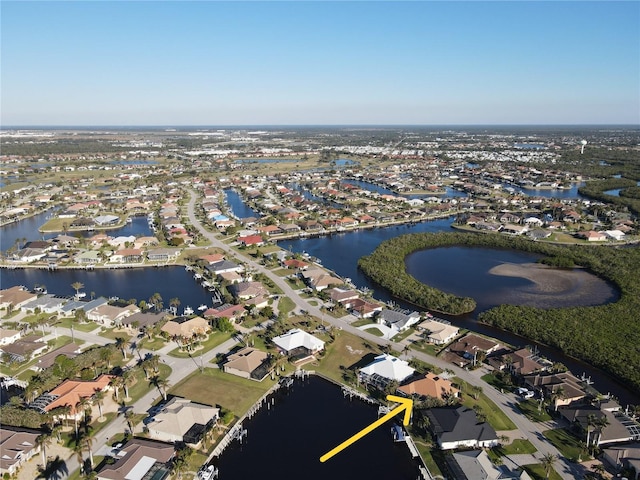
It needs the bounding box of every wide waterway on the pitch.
[214,375,419,479]
[1,204,636,404]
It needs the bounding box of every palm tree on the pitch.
[71,282,85,300]
[82,434,95,470]
[540,452,557,479]
[169,297,181,315]
[72,441,85,475]
[109,376,123,402]
[36,432,52,466]
[593,415,610,447]
[151,375,170,401]
[121,370,133,402]
[92,389,105,422]
[591,463,606,479]
[115,337,127,360]
[123,408,135,434]
[585,413,598,448]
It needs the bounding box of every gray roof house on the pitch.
[425,406,499,450]
[377,309,421,333]
[449,450,532,480]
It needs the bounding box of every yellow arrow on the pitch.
[319,394,413,463]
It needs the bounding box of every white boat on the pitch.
[197,465,218,480]
[183,306,194,316]
[76,292,86,298]
[198,304,207,311]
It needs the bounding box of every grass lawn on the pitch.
[410,341,442,357]
[457,380,517,431]
[271,268,291,277]
[481,372,514,392]
[54,318,98,332]
[351,318,374,327]
[168,331,234,358]
[305,329,381,385]
[498,439,537,455]
[138,336,167,351]
[516,399,553,422]
[522,463,563,480]
[0,335,76,377]
[543,428,584,462]
[277,297,296,316]
[169,367,275,416]
[410,435,443,478]
[391,328,415,342]
[127,363,172,404]
[99,329,132,342]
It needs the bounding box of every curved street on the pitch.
[185,190,587,479]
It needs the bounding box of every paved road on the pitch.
[22,189,582,478]
[186,189,585,479]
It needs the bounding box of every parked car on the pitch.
[516,387,534,399]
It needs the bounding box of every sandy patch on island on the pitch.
[488,262,616,309]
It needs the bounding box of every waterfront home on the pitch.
[377,309,420,333]
[283,258,310,270]
[223,347,271,381]
[450,450,532,480]
[424,406,499,450]
[204,303,246,323]
[326,287,359,304]
[358,354,415,390]
[60,297,109,317]
[602,443,640,478]
[347,298,384,318]
[489,347,549,376]
[87,303,140,327]
[230,281,269,300]
[74,250,102,264]
[20,294,66,315]
[161,316,210,339]
[94,214,119,226]
[11,247,47,263]
[0,286,38,311]
[559,401,640,446]
[300,267,343,291]
[449,333,501,358]
[272,329,325,358]
[96,438,174,480]
[121,311,169,333]
[146,397,219,446]
[0,335,47,363]
[110,248,144,263]
[31,374,114,418]
[147,247,181,262]
[0,427,41,477]
[398,372,459,401]
[199,253,225,265]
[417,319,459,345]
[205,259,244,276]
[522,371,587,409]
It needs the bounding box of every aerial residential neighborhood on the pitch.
[0,125,639,480]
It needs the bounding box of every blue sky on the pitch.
[1,1,639,126]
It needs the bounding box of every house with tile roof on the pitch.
[417,319,459,345]
[32,374,114,418]
[398,372,459,401]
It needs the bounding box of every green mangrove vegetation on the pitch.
[358,231,640,395]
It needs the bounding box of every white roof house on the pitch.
[272,329,325,355]
[358,354,415,389]
[146,397,219,445]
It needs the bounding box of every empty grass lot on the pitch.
[168,367,276,416]
[522,463,563,480]
[168,331,234,358]
[305,329,381,385]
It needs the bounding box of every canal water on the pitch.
[224,189,260,219]
[0,212,153,252]
[214,375,419,479]
[0,266,213,313]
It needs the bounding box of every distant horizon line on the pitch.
[2,123,639,129]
